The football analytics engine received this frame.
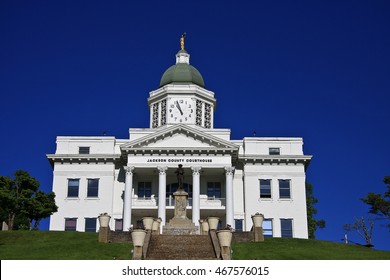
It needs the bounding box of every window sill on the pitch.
[258,198,273,201]
[65,197,80,201]
[85,197,100,200]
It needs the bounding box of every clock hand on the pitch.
[176,101,184,115]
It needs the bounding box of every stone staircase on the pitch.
[146,235,218,260]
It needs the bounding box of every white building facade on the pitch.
[48,43,312,238]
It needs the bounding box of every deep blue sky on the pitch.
[1,1,389,251]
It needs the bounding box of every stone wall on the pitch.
[232,231,253,243]
[109,231,132,243]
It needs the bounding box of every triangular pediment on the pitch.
[147,134,211,148]
[121,124,238,153]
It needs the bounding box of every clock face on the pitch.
[168,98,194,124]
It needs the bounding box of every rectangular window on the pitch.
[281,219,293,238]
[65,218,77,231]
[87,179,99,197]
[263,219,273,237]
[85,218,97,232]
[235,219,243,232]
[260,179,272,198]
[269,147,280,155]
[279,179,291,199]
[67,179,79,197]
[207,182,221,198]
[138,182,152,199]
[115,219,123,231]
[79,146,90,154]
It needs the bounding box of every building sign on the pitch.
[128,156,231,166]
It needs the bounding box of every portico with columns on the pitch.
[121,165,235,231]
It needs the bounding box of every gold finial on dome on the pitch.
[180,32,186,50]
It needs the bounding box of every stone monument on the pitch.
[163,164,198,235]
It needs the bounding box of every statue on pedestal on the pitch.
[175,164,185,190]
[163,164,198,235]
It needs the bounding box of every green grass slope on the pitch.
[232,238,390,260]
[0,231,132,260]
[0,231,389,260]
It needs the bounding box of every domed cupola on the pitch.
[159,34,205,88]
[149,34,216,129]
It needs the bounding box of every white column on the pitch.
[225,166,235,229]
[123,166,134,231]
[191,166,201,226]
[158,166,168,229]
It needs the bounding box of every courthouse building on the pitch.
[47,39,312,238]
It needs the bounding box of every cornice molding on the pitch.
[148,84,215,103]
[126,147,236,155]
[47,154,120,166]
[238,155,312,168]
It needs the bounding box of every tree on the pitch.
[26,191,58,230]
[306,183,326,239]
[0,170,57,230]
[345,216,374,247]
[361,176,390,228]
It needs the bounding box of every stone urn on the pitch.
[251,213,264,228]
[217,229,233,247]
[142,217,154,230]
[207,217,219,230]
[201,220,209,232]
[131,229,147,247]
[152,218,162,232]
[98,213,111,228]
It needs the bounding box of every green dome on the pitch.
[160,63,205,88]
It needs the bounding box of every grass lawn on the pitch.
[0,231,132,260]
[1,231,389,260]
[232,238,390,260]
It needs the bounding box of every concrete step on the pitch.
[146,235,217,260]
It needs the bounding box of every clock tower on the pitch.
[148,35,216,129]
